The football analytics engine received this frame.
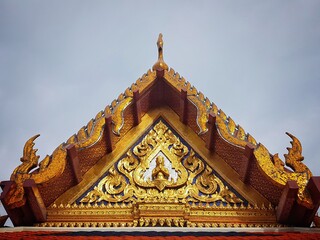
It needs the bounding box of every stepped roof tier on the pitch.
[1,34,319,228]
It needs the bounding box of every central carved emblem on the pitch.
[132,121,189,191]
[79,120,243,205]
[136,152,183,191]
[152,155,170,181]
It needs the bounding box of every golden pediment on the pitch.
[42,107,277,227]
[78,119,244,205]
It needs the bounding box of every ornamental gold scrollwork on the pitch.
[80,120,243,205]
[110,69,156,135]
[132,122,189,191]
[254,132,312,208]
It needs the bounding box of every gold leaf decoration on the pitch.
[80,120,244,205]
[8,136,66,208]
[254,139,312,208]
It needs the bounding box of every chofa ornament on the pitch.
[255,132,313,207]
[6,135,66,208]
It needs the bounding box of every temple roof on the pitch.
[1,34,319,228]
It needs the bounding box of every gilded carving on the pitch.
[6,135,66,208]
[284,132,312,176]
[111,69,156,135]
[254,134,312,208]
[42,201,277,228]
[80,120,243,205]
[13,134,41,175]
[111,97,132,135]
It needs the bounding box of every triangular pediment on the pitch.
[77,118,246,205]
[45,108,276,227]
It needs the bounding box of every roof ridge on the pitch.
[164,67,257,146]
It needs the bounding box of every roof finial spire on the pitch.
[152,33,168,72]
[157,33,164,60]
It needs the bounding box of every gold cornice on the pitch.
[40,201,278,228]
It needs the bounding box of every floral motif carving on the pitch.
[80,120,243,205]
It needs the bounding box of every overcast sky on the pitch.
[1,1,320,220]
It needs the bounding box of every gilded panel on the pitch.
[78,119,246,206]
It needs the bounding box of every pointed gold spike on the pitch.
[152,218,157,226]
[139,219,144,227]
[159,218,165,226]
[145,218,150,227]
[174,219,179,227]
[166,219,172,227]
[179,219,185,227]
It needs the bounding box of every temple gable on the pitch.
[1,34,319,228]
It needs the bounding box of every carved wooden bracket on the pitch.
[105,114,113,153]
[0,180,46,226]
[66,144,82,184]
[205,112,216,151]
[276,180,299,224]
[240,143,255,183]
[133,89,142,126]
[23,179,46,223]
[0,181,22,226]
[303,176,320,226]
[180,87,188,124]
